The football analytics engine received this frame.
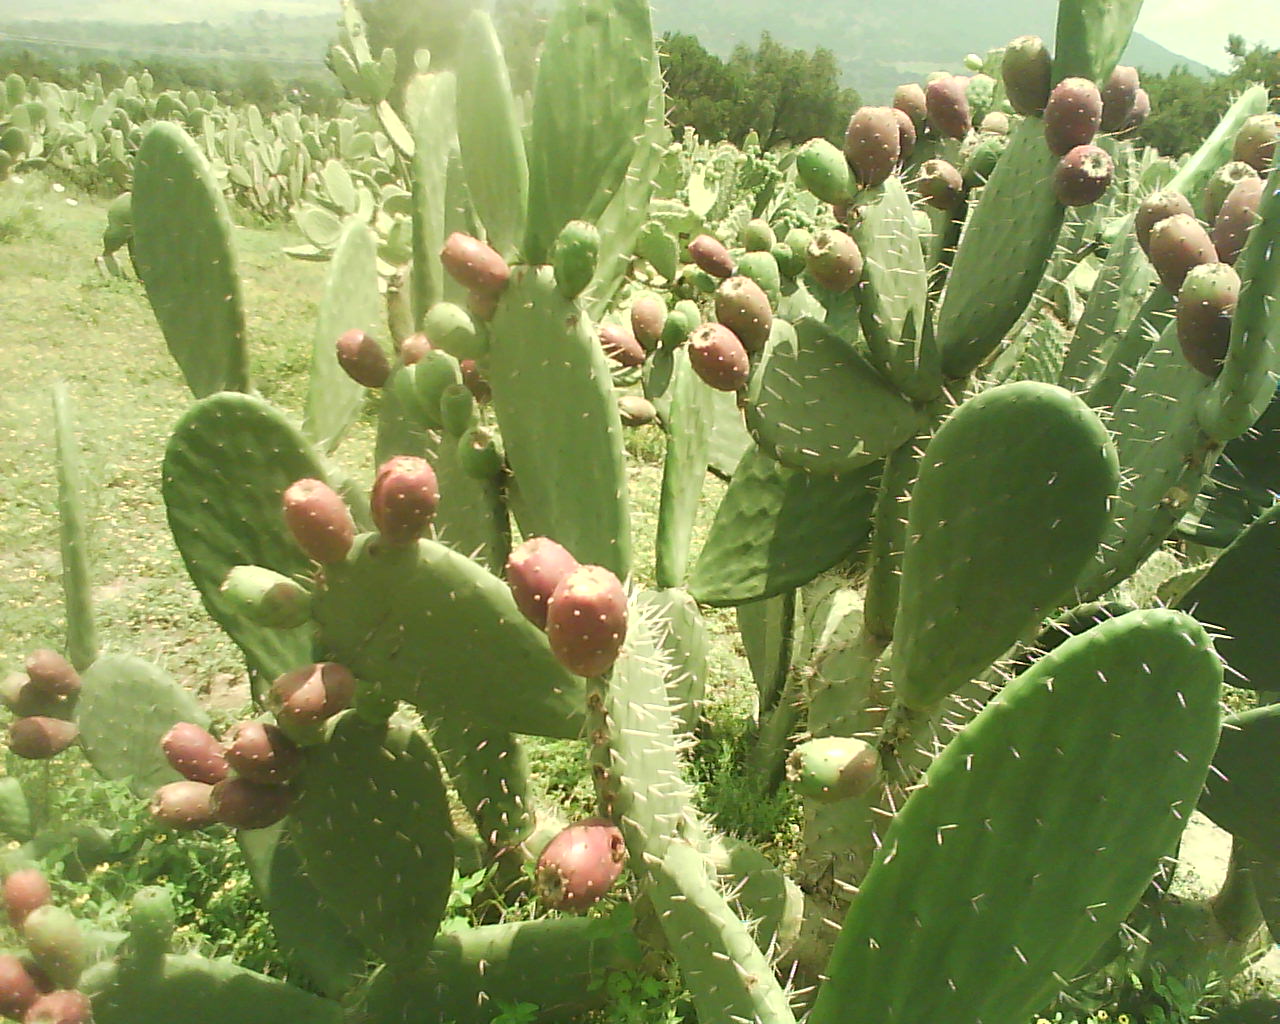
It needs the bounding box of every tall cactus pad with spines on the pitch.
[408,72,456,322]
[893,382,1118,710]
[52,383,97,672]
[428,712,535,852]
[1200,704,1280,852]
[132,122,248,398]
[811,609,1222,1024]
[1052,0,1145,85]
[656,349,714,589]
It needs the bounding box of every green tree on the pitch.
[659,32,740,141]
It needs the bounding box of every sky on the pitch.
[1135,0,1280,70]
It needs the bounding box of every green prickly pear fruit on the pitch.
[22,907,85,990]
[795,138,855,205]
[962,133,1007,187]
[439,384,476,437]
[223,721,302,785]
[9,719,77,761]
[786,737,879,802]
[893,83,927,129]
[966,73,997,124]
[1001,35,1052,116]
[714,276,773,354]
[149,780,216,830]
[282,479,355,566]
[127,886,176,960]
[688,323,752,392]
[844,106,901,188]
[552,220,600,300]
[598,324,646,368]
[783,226,812,260]
[1053,144,1114,207]
[23,990,92,1024]
[891,106,917,161]
[398,332,433,366]
[161,722,229,785]
[1233,113,1280,172]
[980,111,1010,134]
[916,158,965,210]
[219,566,311,629]
[741,219,775,252]
[210,778,294,831]
[4,870,49,929]
[507,537,581,629]
[335,329,390,388]
[457,426,505,481]
[661,301,701,349]
[687,235,736,279]
[413,349,465,429]
[423,302,484,361]
[1204,162,1260,224]
[371,457,440,545]
[1135,190,1195,254]
[806,229,863,293]
[1147,213,1217,294]
[460,359,491,403]
[0,674,64,721]
[535,818,627,912]
[617,396,657,427]
[1177,262,1240,378]
[0,955,40,1020]
[269,663,357,741]
[736,251,782,307]
[1212,176,1264,266]
[546,566,628,678]
[440,232,509,298]
[1043,77,1102,156]
[926,75,971,140]
[675,263,719,297]
[23,652,78,701]
[1100,65,1140,131]
[772,242,804,280]
[630,294,667,352]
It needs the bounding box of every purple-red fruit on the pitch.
[0,955,40,1019]
[893,83,928,128]
[466,288,500,324]
[281,479,356,565]
[23,990,91,1024]
[597,325,646,368]
[1002,36,1052,116]
[23,652,78,700]
[844,107,901,188]
[546,566,628,677]
[335,329,390,388]
[891,107,917,161]
[459,360,491,404]
[1213,177,1264,267]
[270,663,357,730]
[1233,114,1280,173]
[805,230,863,293]
[9,719,77,761]
[687,323,751,393]
[535,818,627,911]
[440,232,509,297]
[1177,263,1240,378]
[399,333,433,366]
[1100,65,1140,132]
[617,396,658,428]
[916,159,964,210]
[1043,77,1102,156]
[1124,89,1150,132]
[714,276,773,354]
[1135,190,1195,254]
[1204,162,1259,224]
[926,76,971,139]
[506,537,581,630]
[687,235,736,279]
[161,722,228,785]
[211,778,294,831]
[1053,145,1114,207]
[4,871,49,929]
[630,296,667,352]
[223,721,302,785]
[149,781,217,830]
[371,456,439,545]
[1147,214,1218,295]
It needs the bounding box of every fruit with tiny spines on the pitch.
[545,565,628,678]
[281,479,355,565]
[1233,113,1280,172]
[219,565,312,629]
[926,75,971,139]
[23,652,78,700]
[551,220,599,299]
[630,294,667,352]
[22,907,85,990]
[617,396,657,428]
[223,720,302,784]
[1212,177,1264,266]
[979,111,1009,135]
[9,719,77,761]
[127,885,177,959]
[335,329,390,388]
[399,332,432,365]
[440,232,509,297]
[893,83,927,129]
[149,780,216,830]
[459,359,490,403]
[735,251,782,308]
[891,107,916,161]
[457,426,504,481]
[795,139,855,205]
[0,955,40,1020]
[423,302,484,361]
[660,300,701,349]
[161,722,228,785]
[412,349,464,429]
[1135,190,1195,254]
[714,276,773,354]
[844,107,901,188]
[787,737,880,803]
[438,383,476,438]
[1043,77,1102,156]
[687,235,736,279]
[806,230,863,293]
[24,991,92,1024]
[687,323,752,392]
[962,134,1007,187]
[4,870,49,929]
[1204,162,1259,224]
[210,778,294,830]
[268,663,357,741]
[0,675,66,720]
[506,537,580,630]
[1001,36,1052,115]
[598,324,646,368]
[1053,144,1114,207]
[1119,89,1150,136]
[1100,65,1140,132]
[1147,214,1218,294]
[371,456,439,545]
[535,818,627,911]
[771,242,802,279]
[965,73,997,124]
[741,219,775,253]
[1177,262,1240,378]
[916,159,964,210]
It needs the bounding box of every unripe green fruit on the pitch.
[735,251,782,307]
[962,134,1007,187]
[23,906,86,989]
[795,138,855,205]
[1001,35,1052,116]
[439,383,477,437]
[220,565,311,629]
[457,426,505,481]
[423,302,484,361]
[412,348,465,429]
[787,737,879,803]
[128,885,177,959]
[552,219,600,299]
[741,218,775,252]
[661,300,701,350]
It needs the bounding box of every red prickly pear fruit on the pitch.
[1135,190,1195,254]
[23,652,78,700]
[535,817,627,912]
[399,332,433,366]
[371,456,440,545]
[149,781,216,830]
[161,722,228,785]
[0,955,40,1018]
[1177,262,1240,378]
[506,537,580,629]
[23,990,92,1024]
[687,323,751,393]
[1233,113,1280,173]
[22,908,85,991]
[787,736,880,803]
[546,565,628,678]
[916,159,964,210]
[597,324,646,368]
[211,778,294,831]
[281,479,355,565]
[805,230,864,293]
[617,396,657,428]
[335,329,390,388]
[1121,88,1150,134]
[1213,176,1264,267]
[1100,65,1140,132]
[223,721,302,785]
[440,232,509,298]
[687,235,736,279]
[459,359,491,403]
[925,75,971,140]
[269,663,357,736]
[893,83,927,129]
[1147,214,1218,295]
[0,675,65,721]
[9,719,77,761]
[1053,144,1114,207]
[891,107,916,161]
[1002,35,1052,116]
[1204,162,1259,225]
[843,107,901,188]
[630,295,667,353]
[1043,77,1102,156]
[4,870,50,929]
[714,276,773,354]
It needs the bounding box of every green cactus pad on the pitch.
[488,267,630,576]
[656,349,714,589]
[431,428,510,575]
[132,122,248,397]
[1052,0,1144,85]
[126,887,176,962]
[1200,704,1280,852]
[0,778,32,843]
[163,393,325,697]
[429,713,534,851]
[76,654,209,797]
[407,71,456,322]
[811,609,1222,1024]
[52,382,97,671]
[313,535,584,739]
[703,832,803,959]
[737,591,795,714]
[894,382,1118,710]
[635,588,708,736]
[690,446,879,606]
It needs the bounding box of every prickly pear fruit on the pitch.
[149,780,216,830]
[23,990,91,1024]
[741,219,776,253]
[335,329,390,388]
[926,75,971,139]
[676,264,718,298]
[0,955,40,1019]
[161,722,229,785]
[223,721,302,785]
[891,107,917,160]
[687,235,736,279]
[965,73,997,124]
[1147,213,1217,294]
[423,302,484,361]
[714,276,773,354]
[127,886,176,960]
[545,565,628,678]
[916,158,964,210]
[9,719,77,761]
[22,907,85,989]
[438,384,476,438]
[551,220,600,300]
[399,332,432,366]
[617,396,658,428]
[467,288,500,324]
[805,230,864,293]
[440,232,509,297]
[268,663,357,740]
[506,537,580,630]
[1002,36,1052,116]
[795,139,855,205]
[457,426,504,481]
[980,111,1010,135]
[1053,144,1114,206]
[1100,65,1140,132]
[1136,190,1195,254]
[4,870,49,929]
[687,323,752,393]
[661,301,701,350]
[460,359,491,403]
[219,565,311,630]
[735,251,782,307]
[1121,88,1150,134]
[282,479,355,565]
[211,778,294,831]
[1043,77,1102,156]
[371,456,439,545]
[1212,176,1264,266]
[1177,262,1240,378]
[598,324,646,368]
[412,349,465,429]
[1233,113,1280,173]
[23,652,78,700]
[962,133,1007,186]
[893,83,928,128]
[1,675,66,720]
[844,107,901,188]
[630,294,667,352]
[535,818,627,912]
[787,737,879,803]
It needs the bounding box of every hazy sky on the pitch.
[1135,0,1280,69]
